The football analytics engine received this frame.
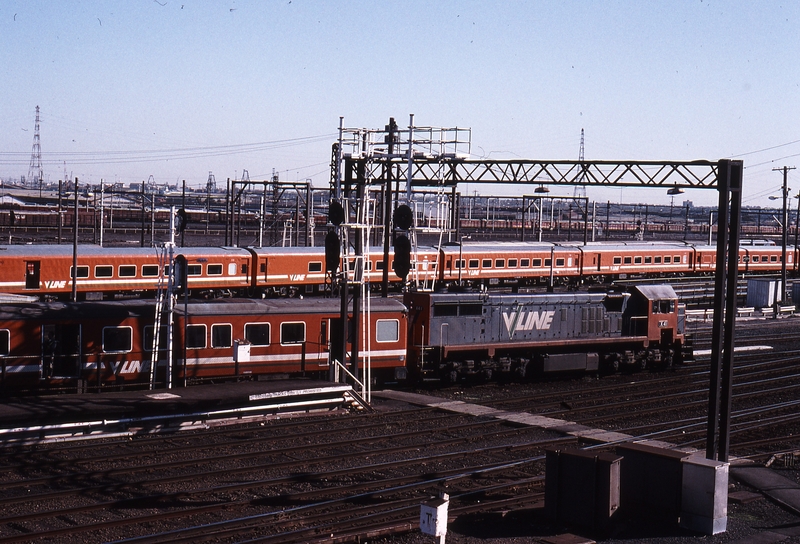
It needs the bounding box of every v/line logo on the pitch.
[502,307,555,338]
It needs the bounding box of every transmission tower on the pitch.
[573,128,587,199]
[27,106,43,190]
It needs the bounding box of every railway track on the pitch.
[0,317,797,542]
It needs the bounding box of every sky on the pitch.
[1,0,799,208]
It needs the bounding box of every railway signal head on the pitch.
[394,234,411,280]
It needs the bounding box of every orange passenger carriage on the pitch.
[0,297,409,390]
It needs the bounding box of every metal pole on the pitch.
[71,179,79,302]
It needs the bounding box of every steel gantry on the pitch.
[332,121,741,464]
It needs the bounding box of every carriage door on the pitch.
[25,261,40,289]
[41,323,82,378]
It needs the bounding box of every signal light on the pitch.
[325,230,340,274]
[393,234,411,280]
[393,204,413,231]
[328,201,345,226]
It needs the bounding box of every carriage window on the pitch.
[143,325,168,352]
[308,261,323,273]
[469,259,480,269]
[555,258,565,267]
[142,265,159,277]
[771,255,778,263]
[544,258,552,267]
[119,265,136,278]
[185,325,206,349]
[664,256,672,264]
[187,264,202,276]
[482,259,492,268]
[454,259,465,269]
[281,322,306,345]
[0,330,8,355]
[530,258,540,267]
[751,256,759,263]
[674,255,682,263]
[508,259,518,267]
[654,256,662,264]
[495,259,505,268]
[211,324,232,348]
[644,256,652,264]
[376,319,399,343]
[240,263,248,274]
[103,326,132,353]
[521,258,531,267]
[742,255,749,263]
[613,257,622,265]
[70,265,89,279]
[244,323,270,346]
[95,265,113,278]
[376,260,385,270]
[207,264,223,275]
[623,257,632,265]
[634,256,642,264]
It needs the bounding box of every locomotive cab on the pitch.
[622,284,684,364]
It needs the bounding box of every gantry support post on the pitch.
[706,159,743,462]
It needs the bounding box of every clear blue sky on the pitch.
[1,0,798,207]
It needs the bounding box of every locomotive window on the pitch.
[70,265,89,279]
[644,256,652,264]
[102,326,132,353]
[142,265,159,277]
[119,265,136,278]
[623,257,632,265]
[613,257,622,265]
[652,300,675,314]
[308,261,323,273]
[0,330,8,355]
[244,323,270,346]
[469,259,479,269]
[521,258,531,267]
[207,264,223,275]
[460,304,483,316]
[654,256,662,264]
[555,258,565,267]
[211,324,232,349]
[663,256,671,264]
[544,258,552,267]
[143,325,168,352]
[95,265,113,278]
[495,259,505,268]
[186,325,206,349]
[281,322,306,345]
[432,304,458,317]
[508,259,518,267]
[376,319,399,343]
[187,264,202,276]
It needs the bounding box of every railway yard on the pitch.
[0,314,797,543]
